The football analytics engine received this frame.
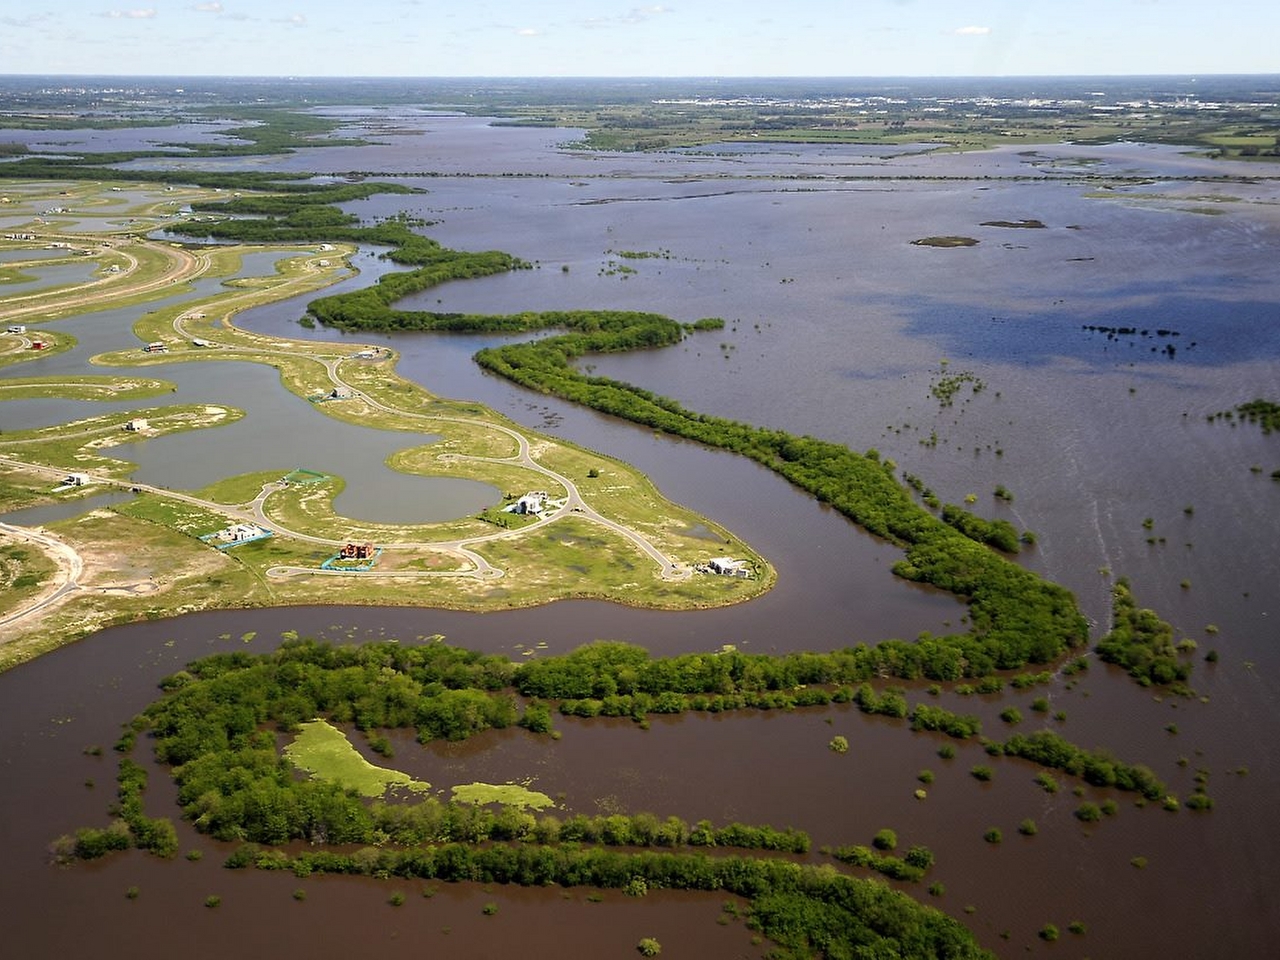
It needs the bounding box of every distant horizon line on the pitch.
[2,72,1279,81]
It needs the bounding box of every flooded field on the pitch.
[2,109,1279,959]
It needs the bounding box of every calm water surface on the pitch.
[1,115,1278,959]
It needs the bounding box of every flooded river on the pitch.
[2,111,1279,959]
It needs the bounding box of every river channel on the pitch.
[1,110,1279,959]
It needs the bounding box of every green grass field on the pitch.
[284,720,431,797]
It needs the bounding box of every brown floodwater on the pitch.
[2,106,1279,959]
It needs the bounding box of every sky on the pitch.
[2,0,1277,78]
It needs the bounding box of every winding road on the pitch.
[172,299,689,582]
[1,235,211,323]
[0,518,85,630]
[0,240,694,631]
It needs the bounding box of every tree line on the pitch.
[78,639,1165,853]
[226,840,989,960]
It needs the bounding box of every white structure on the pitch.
[124,418,148,432]
[328,386,354,400]
[64,473,90,487]
[708,557,753,578]
[143,341,167,353]
[191,338,212,348]
[515,493,544,515]
[7,325,26,335]
[504,491,551,516]
[216,523,265,543]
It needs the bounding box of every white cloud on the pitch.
[193,2,223,12]
[272,13,306,26]
[952,25,991,36]
[103,8,158,18]
[516,27,540,37]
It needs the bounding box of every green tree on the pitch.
[872,828,897,851]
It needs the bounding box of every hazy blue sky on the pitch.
[3,1,1276,78]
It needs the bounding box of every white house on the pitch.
[504,492,550,516]
[216,523,264,543]
[516,493,545,515]
[708,557,753,578]
[124,418,148,432]
[6,325,26,335]
[64,473,90,487]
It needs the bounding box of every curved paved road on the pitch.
[0,247,689,616]
[1,235,210,322]
[168,309,688,581]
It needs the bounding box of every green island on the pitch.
[62,635,1188,959]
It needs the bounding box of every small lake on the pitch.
[0,488,135,525]
[1,258,99,290]
[0,248,70,264]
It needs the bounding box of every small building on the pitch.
[143,341,167,353]
[341,542,375,560]
[6,325,26,335]
[351,349,378,359]
[200,523,272,549]
[317,259,330,267]
[318,243,335,252]
[191,338,211,348]
[328,386,354,400]
[514,493,545,515]
[124,418,148,432]
[64,473,90,487]
[707,557,753,578]
[217,523,265,543]
[30,340,46,350]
